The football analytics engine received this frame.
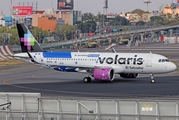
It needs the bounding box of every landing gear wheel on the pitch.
[87,77,91,83]
[151,79,155,83]
[83,77,88,83]
[83,77,91,83]
[150,73,155,83]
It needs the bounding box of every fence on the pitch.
[0,93,179,120]
[11,24,179,52]
[0,45,14,60]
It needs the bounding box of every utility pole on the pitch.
[144,0,151,12]
[103,0,108,28]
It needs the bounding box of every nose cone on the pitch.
[169,63,177,72]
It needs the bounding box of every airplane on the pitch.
[14,23,177,83]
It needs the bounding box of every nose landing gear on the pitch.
[150,73,155,83]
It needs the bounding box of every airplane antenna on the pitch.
[105,43,116,53]
[150,51,152,54]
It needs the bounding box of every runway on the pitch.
[0,42,179,99]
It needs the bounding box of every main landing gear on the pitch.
[150,73,155,83]
[83,77,92,83]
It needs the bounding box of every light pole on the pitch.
[102,13,105,28]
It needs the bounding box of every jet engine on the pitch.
[119,73,138,78]
[93,68,115,81]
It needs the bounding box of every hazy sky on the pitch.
[0,0,175,16]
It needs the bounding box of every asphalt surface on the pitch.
[0,42,179,99]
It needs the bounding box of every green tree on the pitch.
[150,16,164,25]
[163,18,170,25]
[31,27,43,43]
[0,26,8,33]
[30,27,51,43]
[136,21,145,26]
[113,16,130,26]
[166,13,172,20]
[74,21,84,32]
[130,9,149,17]
[82,13,96,22]
[95,12,107,25]
[75,21,96,33]
[55,24,75,41]
[0,27,19,45]
[84,21,96,33]
[8,28,19,45]
[41,30,51,38]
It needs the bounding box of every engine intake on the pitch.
[120,73,138,78]
[93,68,115,81]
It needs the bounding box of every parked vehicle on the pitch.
[119,39,129,45]
[88,41,98,48]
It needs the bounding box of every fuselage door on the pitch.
[39,53,44,63]
[146,55,152,67]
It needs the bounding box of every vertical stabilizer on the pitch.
[16,23,44,52]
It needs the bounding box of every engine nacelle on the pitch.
[93,68,115,81]
[120,73,138,78]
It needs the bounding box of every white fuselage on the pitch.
[15,52,177,74]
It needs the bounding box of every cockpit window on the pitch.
[165,59,170,62]
[158,59,170,62]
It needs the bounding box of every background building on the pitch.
[38,15,58,31]
[162,1,179,15]
[0,14,5,26]
[31,9,81,31]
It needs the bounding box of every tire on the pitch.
[83,77,89,83]
[87,77,91,83]
[151,79,155,83]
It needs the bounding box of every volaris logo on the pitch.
[21,30,36,50]
[99,55,144,65]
